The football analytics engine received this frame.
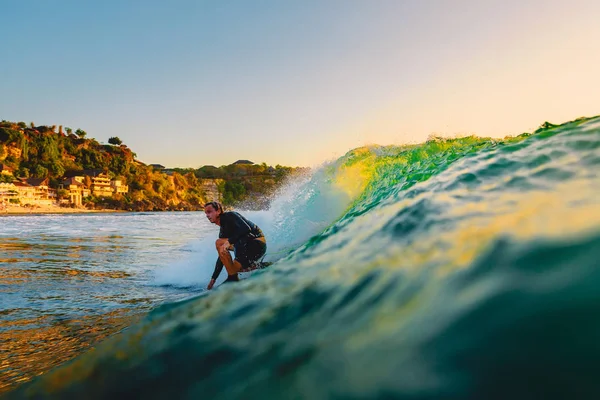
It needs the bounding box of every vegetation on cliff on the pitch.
[0,120,306,210]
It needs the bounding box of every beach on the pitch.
[0,204,119,215]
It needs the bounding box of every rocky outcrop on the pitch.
[200,179,223,203]
[1,144,22,160]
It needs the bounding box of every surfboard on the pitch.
[240,261,273,272]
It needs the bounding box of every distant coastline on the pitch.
[0,203,122,215]
[1,120,308,212]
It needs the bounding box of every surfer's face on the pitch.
[204,205,221,224]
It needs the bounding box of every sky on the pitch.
[2,0,599,168]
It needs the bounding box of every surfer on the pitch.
[204,201,267,290]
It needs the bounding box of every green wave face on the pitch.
[9,116,600,400]
[296,116,597,257]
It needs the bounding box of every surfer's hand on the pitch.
[207,279,215,290]
[220,240,232,253]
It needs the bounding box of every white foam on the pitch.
[153,234,222,287]
[152,162,361,287]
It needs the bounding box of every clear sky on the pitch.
[2,0,599,167]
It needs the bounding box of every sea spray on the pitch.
[8,115,600,399]
[153,157,374,287]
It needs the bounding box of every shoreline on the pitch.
[0,204,123,215]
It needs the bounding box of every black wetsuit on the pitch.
[211,211,266,280]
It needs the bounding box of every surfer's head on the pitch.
[204,201,223,224]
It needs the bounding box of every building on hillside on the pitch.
[13,181,35,204]
[0,182,18,204]
[0,164,14,176]
[61,177,90,206]
[23,178,54,205]
[5,178,56,206]
[63,169,127,198]
[64,169,107,179]
[25,178,48,197]
[111,179,129,194]
[232,160,254,165]
[90,172,113,197]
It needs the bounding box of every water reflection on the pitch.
[0,309,141,393]
[0,238,150,394]
[0,213,210,394]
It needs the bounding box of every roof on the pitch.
[0,164,14,172]
[64,177,84,186]
[13,181,31,187]
[64,169,106,178]
[150,164,166,169]
[232,160,254,165]
[25,177,48,187]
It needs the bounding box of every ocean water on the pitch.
[0,212,213,392]
[3,116,600,399]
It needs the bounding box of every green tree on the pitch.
[185,171,198,186]
[19,133,29,162]
[108,136,122,145]
[0,174,13,183]
[33,165,48,178]
[3,155,16,166]
[195,165,224,179]
[50,162,65,177]
[222,180,246,204]
[75,129,87,138]
[109,155,127,176]
[65,127,73,135]
[57,189,68,199]
[38,135,59,162]
[0,128,9,142]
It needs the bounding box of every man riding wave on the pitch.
[204,201,267,290]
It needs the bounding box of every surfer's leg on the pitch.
[216,239,242,280]
[223,274,240,283]
[237,239,267,272]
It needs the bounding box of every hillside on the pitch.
[0,120,306,210]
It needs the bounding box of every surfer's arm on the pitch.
[208,258,224,289]
[212,258,224,280]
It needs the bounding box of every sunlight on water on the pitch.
[0,213,211,393]
[3,116,600,399]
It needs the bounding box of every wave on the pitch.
[8,115,600,399]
